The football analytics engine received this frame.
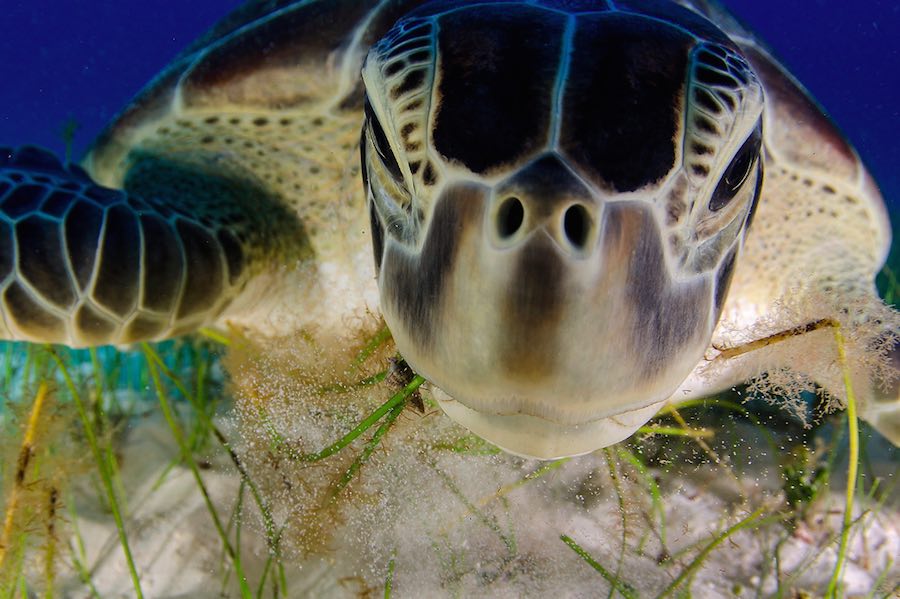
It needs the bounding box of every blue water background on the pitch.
[0,1,897,216]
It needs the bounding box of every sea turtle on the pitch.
[0,0,896,459]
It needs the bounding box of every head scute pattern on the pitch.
[684,42,762,186]
[361,0,771,458]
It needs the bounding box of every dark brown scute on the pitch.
[3,282,63,339]
[94,205,141,318]
[140,215,185,313]
[561,14,694,192]
[175,221,224,319]
[64,201,104,291]
[75,303,116,344]
[432,5,565,173]
[16,216,76,309]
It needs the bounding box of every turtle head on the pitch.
[361,2,764,459]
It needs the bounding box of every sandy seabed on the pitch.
[51,396,898,598]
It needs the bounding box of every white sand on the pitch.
[51,401,898,598]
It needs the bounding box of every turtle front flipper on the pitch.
[0,146,304,347]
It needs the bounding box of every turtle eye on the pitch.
[709,121,762,212]
[364,98,404,181]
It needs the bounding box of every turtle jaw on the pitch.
[433,387,667,460]
[378,181,718,458]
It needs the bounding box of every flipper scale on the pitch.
[0,146,302,346]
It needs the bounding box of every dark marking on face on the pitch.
[382,184,484,349]
[691,164,710,177]
[400,122,417,141]
[16,216,76,309]
[384,60,406,78]
[432,6,565,173]
[696,49,728,72]
[692,142,713,156]
[714,245,738,320]
[694,88,723,115]
[694,115,718,135]
[695,65,738,89]
[604,205,710,376]
[562,14,694,192]
[716,89,736,110]
[501,235,563,378]
[422,161,437,186]
[403,98,423,113]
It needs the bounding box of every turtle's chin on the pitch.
[432,387,665,460]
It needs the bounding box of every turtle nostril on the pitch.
[496,196,524,239]
[563,204,591,250]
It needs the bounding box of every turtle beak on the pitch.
[378,154,717,458]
